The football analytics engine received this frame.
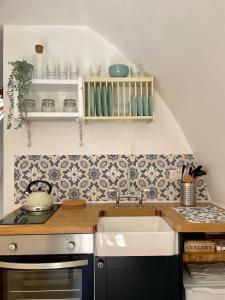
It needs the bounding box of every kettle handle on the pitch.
[26,180,52,195]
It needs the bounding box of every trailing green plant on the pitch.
[7,60,33,129]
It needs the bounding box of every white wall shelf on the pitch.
[14,77,84,121]
[13,77,84,147]
[32,79,80,85]
[23,112,79,122]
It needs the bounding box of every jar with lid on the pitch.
[33,44,44,79]
[41,99,56,112]
[22,99,36,112]
[63,99,77,112]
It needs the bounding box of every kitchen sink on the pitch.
[95,216,178,256]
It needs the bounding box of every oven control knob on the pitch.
[67,241,76,251]
[8,243,17,252]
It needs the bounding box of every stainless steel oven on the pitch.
[0,234,93,300]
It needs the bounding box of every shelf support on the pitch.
[77,118,83,146]
[22,118,32,147]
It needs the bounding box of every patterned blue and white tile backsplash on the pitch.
[14,154,210,204]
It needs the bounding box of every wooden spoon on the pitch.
[184,174,192,183]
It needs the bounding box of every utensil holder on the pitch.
[180,182,196,206]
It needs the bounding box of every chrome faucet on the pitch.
[138,190,144,208]
[109,189,145,208]
[109,189,120,208]
[115,193,120,208]
[117,191,144,208]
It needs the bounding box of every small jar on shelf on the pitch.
[63,98,77,112]
[22,99,36,112]
[41,99,56,112]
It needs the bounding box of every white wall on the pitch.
[3,25,191,215]
[82,0,225,206]
[0,26,3,86]
[0,119,3,217]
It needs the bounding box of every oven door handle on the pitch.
[0,259,88,270]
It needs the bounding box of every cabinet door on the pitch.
[95,256,181,300]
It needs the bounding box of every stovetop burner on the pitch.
[0,204,60,225]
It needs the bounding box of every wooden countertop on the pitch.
[0,202,225,235]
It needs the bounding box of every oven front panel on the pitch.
[0,254,93,300]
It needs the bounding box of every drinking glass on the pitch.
[58,61,69,79]
[69,61,80,79]
[89,64,101,77]
[46,61,57,79]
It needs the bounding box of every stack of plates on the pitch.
[131,95,153,116]
[89,85,113,117]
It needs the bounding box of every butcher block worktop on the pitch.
[0,202,225,235]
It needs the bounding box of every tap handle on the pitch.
[108,189,118,200]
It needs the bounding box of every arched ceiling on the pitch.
[0,0,225,205]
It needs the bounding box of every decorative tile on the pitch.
[175,207,225,223]
[14,154,210,204]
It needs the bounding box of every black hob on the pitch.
[0,204,60,225]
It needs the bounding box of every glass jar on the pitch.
[63,98,77,112]
[41,99,56,112]
[33,44,44,79]
[23,99,36,112]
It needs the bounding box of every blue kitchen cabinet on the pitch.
[95,255,182,300]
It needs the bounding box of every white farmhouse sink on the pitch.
[95,216,178,256]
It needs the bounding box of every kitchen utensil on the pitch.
[193,169,207,179]
[196,170,207,177]
[25,180,53,211]
[180,182,196,206]
[181,165,186,181]
[62,199,86,209]
[192,165,202,178]
[108,64,129,77]
[184,174,192,183]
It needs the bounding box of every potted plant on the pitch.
[7,60,33,129]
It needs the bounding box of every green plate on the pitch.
[107,85,113,116]
[96,86,102,116]
[101,86,108,116]
[142,95,148,116]
[148,95,153,115]
[137,95,143,116]
[131,95,137,116]
[90,85,95,116]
